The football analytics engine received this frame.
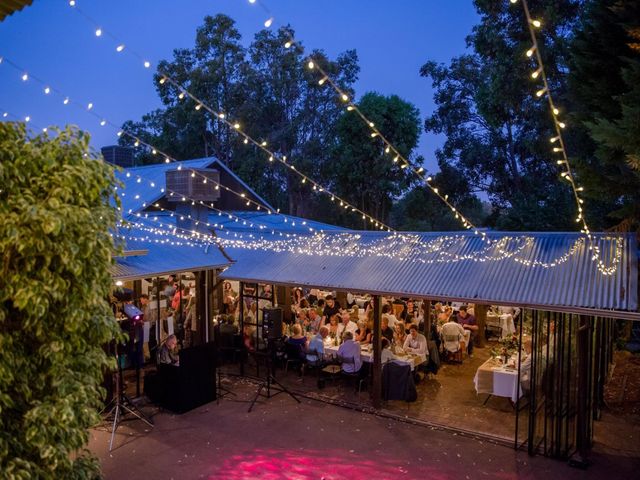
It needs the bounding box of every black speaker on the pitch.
[262,308,283,339]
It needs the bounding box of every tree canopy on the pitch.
[0,123,121,478]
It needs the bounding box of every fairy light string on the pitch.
[66,2,394,232]
[0,103,624,273]
[511,0,623,275]
[241,0,486,240]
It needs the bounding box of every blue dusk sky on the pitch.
[0,0,479,173]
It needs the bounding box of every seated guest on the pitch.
[286,324,307,361]
[381,316,394,343]
[437,306,452,327]
[316,298,325,317]
[355,315,373,344]
[381,338,397,364]
[337,310,358,342]
[158,334,179,366]
[349,304,360,322]
[403,325,427,356]
[337,331,362,373]
[307,326,328,364]
[520,338,533,395]
[219,315,238,335]
[327,314,340,341]
[441,317,466,353]
[456,306,478,357]
[308,309,322,333]
[382,304,399,329]
[393,323,406,346]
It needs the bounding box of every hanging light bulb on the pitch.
[318,77,327,85]
[159,77,166,84]
[21,73,28,81]
[341,93,349,102]
[536,87,547,97]
[95,28,102,37]
[116,44,125,52]
[531,19,542,28]
[264,17,273,28]
[526,46,536,57]
[144,61,151,68]
[44,86,50,94]
[307,60,314,69]
[552,107,559,115]
[63,97,69,105]
[531,68,542,79]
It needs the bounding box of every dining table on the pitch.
[473,357,522,403]
[324,343,426,371]
[486,312,516,339]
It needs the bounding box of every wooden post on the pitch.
[371,295,382,409]
[572,315,592,467]
[474,304,488,348]
[277,286,292,323]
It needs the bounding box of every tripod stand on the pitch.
[247,346,300,412]
[102,343,154,451]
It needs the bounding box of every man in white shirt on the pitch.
[337,332,362,373]
[337,310,358,342]
[403,325,427,356]
[382,304,399,329]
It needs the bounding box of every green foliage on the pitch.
[420,0,580,230]
[0,123,121,479]
[567,0,640,229]
[391,161,487,231]
[329,92,421,227]
[119,14,360,220]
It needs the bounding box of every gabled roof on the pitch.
[114,157,273,217]
[220,230,639,317]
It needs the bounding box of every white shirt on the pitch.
[403,333,427,356]
[383,314,399,329]
[381,348,397,365]
[337,320,358,340]
[337,340,362,373]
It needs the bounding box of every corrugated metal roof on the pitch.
[112,226,231,280]
[220,231,638,316]
[0,0,32,21]
[114,157,274,216]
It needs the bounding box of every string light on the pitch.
[513,0,622,275]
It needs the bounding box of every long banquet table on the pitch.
[324,343,426,371]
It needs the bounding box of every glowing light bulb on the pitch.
[307,61,314,69]
[249,0,256,3]
[21,73,28,81]
[44,87,50,94]
[284,41,291,49]
[346,105,354,111]
[550,136,559,143]
[144,61,151,68]
[243,138,248,144]
[117,130,123,137]
[25,116,30,122]
[87,102,93,110]
[234,123,241,129]
[134,140,140,147]
[341,93,349,102]
[218,113,225,119]
[531,69,541,79]
[532,19,542,28]
[95,28,102,37]
[526,47,535,57]
[536,88,546,97]
[195,104,202,110]
[553,147,562,152]
[69,0,76,6]
[116,44,125,52]
[264,17,273,28]
[552,107,559,115]
[100,120,106,126]
[178,92,185,99]
[558,121,566,129]
[63,97,69,105]
[159,77,166,84]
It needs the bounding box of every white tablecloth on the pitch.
[474,358,522,402]
[486,313,515,338]
[324,344,425,371]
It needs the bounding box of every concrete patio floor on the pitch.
[89,379,639,480]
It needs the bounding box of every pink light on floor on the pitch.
[210,448,454,480]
